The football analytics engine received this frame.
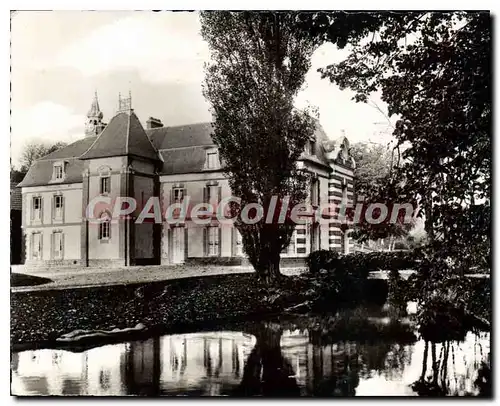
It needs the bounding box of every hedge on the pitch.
[306,249,419,277]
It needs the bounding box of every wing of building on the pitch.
[17,94,355,268]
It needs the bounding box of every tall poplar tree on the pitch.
[201,12,320,282]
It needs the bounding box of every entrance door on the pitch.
[172,227,185,264]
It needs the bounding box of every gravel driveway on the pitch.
[11,264,307,293]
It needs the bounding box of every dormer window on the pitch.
[52,161,66,182]
[55,165,63,179]
[205,149,219,170]
[306,139,316,156]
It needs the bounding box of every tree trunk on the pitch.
[420,340,429,381]
[255,246,282,284]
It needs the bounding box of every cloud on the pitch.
[50,12,209,85]
[11,101,86,166]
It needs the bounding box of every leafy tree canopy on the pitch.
[299,11,490,270]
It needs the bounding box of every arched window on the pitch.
[98,212,111,240]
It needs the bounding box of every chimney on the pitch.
[146,117,163,129]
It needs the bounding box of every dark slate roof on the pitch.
[80,111,160,161]
[159,146,211,175]
[151,121,331,175]
[310,121,330,164]
[18,118,333,184]
[17,138,97,188]
[17,158,86,188]
[10,182,22,210]
[40,136,98,160]
[146,122,215,150]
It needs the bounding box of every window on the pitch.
[54,195,63,220]
[309,139,316,155]
[53,231,63,259]
[207,185,219,207]
[54,165,63,180]
[288,230,296,255]
[32,232,42,259]
[100,177,110,194]
[310,178,320,206]
[305,139,316,155]
[32,196,42,221]
[208,226,219,256]
[207,151,218,169]
[173,188,184,203]
[342,179,348,205]
[98,213,111,240]
[310,223,320,252]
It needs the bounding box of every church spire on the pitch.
[85,91,105,137]
[87,91,103,120]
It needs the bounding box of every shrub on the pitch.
[306,250,419,277]
[306,250,340,274]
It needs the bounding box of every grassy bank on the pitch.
[11,273,309,347]
[11,271,390,349]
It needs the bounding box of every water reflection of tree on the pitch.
[306,341,360,397]
[122,337,161,396]
[358,342,412,381]
[234,322,301,397]
[305,324,413,396]
[412,338,491,397]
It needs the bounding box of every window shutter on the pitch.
[61,233,65,259]
[51,232,54,259]
[170,188,174,206]
[203,227,208,256]
[182,188,187,203]
[40,197,44,224]
[31,198,34,221]
[184,227,188,259]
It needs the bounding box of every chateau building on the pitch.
[18,93,355,267]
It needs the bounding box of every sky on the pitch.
[10,11,396,168]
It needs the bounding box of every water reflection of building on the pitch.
[158,332,255,395]
[12,349,88,395]
[11,330,490,397]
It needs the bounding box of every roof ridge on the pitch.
[79,130,102,159]
[146,121,214,131]
[125,111,131,156]
[158,145,214,152]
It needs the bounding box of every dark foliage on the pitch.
[307,249,419,275]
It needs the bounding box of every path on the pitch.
[11,264,306,293]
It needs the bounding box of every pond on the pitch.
[11,307,490,397]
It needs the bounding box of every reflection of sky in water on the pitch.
[11,330,489,396]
